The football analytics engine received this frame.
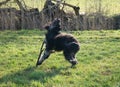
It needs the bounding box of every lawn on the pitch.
[0,30,120,87]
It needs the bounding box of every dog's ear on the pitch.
[44,26,49,30]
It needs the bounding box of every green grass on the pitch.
[0,30,120,87]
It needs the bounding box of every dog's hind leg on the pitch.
[36,49,51,66]
[63,50,78,67]
[63,42,79,67]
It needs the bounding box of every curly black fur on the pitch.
[37,18,80,67]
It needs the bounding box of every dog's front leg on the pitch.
[36,49,51,66]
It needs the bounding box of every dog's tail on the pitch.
[66,42,80,53]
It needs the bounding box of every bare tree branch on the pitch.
[14,0,27,11]
[52,0,80,16]
[0,0,11,6]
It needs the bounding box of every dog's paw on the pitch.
[36,61,43,67]
[70,61,78,68]
[36,58,42,67]
[71,64,77,68]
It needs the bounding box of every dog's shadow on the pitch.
[0,66,71,85]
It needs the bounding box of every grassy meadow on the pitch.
[0,30,120,87]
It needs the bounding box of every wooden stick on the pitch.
[36,39,46,67]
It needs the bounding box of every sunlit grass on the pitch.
[0,30,120,87]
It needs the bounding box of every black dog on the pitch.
[36,19,80,67]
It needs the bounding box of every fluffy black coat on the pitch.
[37,19,80,67]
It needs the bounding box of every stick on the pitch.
[36,39,46,67]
